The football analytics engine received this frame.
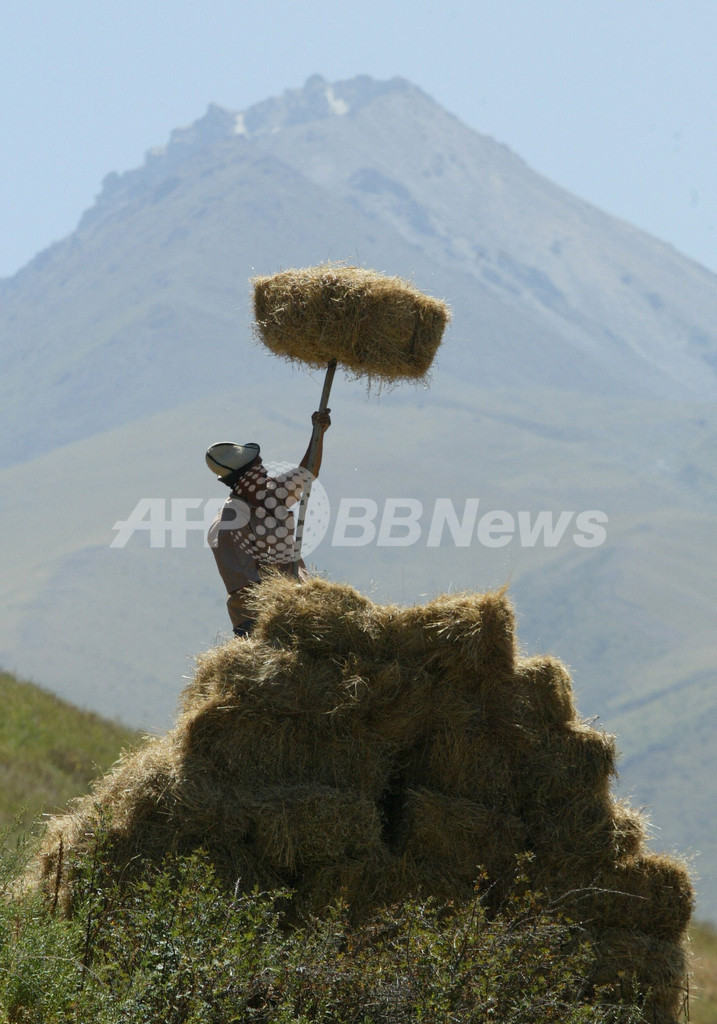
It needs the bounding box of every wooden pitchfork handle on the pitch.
[292,358,337,574]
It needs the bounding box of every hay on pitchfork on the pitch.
[252,264,450,381]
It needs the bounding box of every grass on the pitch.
[0,668,141,829]
[689,921,717,1024]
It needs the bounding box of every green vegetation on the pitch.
[1,825,647,1024]
[0,669,141,829]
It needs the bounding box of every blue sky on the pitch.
[2,0,716,277]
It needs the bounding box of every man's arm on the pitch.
[299,408,331,476]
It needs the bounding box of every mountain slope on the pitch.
[2,75,717,468]
[1,73,715,920]
[0,669,140,828]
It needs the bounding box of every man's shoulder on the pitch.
[207,494,251,543]
[269,465,309,485]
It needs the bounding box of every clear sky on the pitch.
[2,0,716,279]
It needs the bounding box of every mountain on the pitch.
[3,74,717,468]
[0,74,715,919]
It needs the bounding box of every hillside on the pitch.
[0,72,715,921]
[691,922,717,1023]
[0,669,141,829]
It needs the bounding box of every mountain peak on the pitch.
[241,73,416,135]
[143,74,419,154]
[82,75,419,225]
[164,102,240,149]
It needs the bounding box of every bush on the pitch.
[1,824,650,1023]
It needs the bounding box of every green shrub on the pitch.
[0,823,649,1024]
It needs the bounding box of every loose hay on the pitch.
[29,575,694,1022]
[252,264,450,381]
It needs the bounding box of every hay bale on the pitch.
[582,854,694,941]
[421,726,524,810]
[178,664,399,799]
[517,722,618,811]
[249,574,382,657]
[35,737,187,909]
[591,928,689,1023]
[514,655,576,727]
[525,794,648,865]
[532,851,694,943]
[405,788,527,886]
[252,264,450,381]
[248,576,517,744]
[28,573,693,1016]
[391,588,517,679]
[251,786,384,871]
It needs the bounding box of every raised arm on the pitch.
[299,409,331,476]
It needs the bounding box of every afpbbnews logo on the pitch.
[111,489,608,553]
[331,499,607,548]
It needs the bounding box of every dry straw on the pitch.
[29,574,694,1022]
[252,264,450,382]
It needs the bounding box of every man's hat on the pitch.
[205,442,261,485]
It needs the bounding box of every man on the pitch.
[206,409,331,636]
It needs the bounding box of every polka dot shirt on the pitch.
[231,462,310,564]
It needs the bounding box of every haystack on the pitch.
[252,264,450,381]
[31,575,693,1022]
